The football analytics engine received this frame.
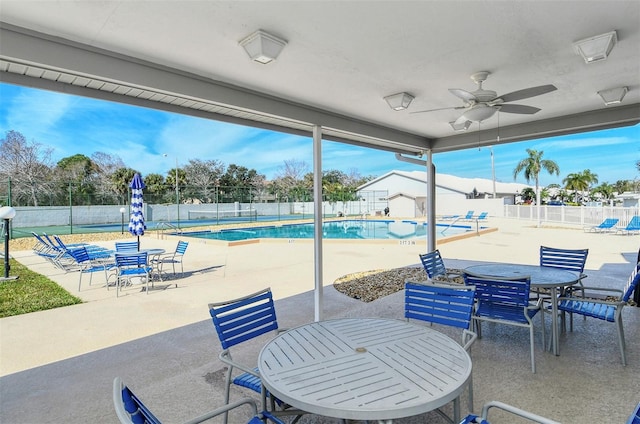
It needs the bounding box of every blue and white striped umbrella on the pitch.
[128,173,146,248]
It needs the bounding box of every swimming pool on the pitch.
[179,220,477,242]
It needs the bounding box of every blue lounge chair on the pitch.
[475,212,488,221]
[616,216,640,235]
[460,400,559,424]
[585,218,619,233]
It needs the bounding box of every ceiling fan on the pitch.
[411,71,557,131]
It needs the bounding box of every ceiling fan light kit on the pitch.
[411,71,557,129]
[573,30,617,63]
[598,86,628,105]
[239,29,287,64]
[384,92,414,110]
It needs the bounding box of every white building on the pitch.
[357,170,532,218]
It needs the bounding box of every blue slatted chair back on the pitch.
[464,211,474,219]
[115,379,162,424]
[405,282,475,329]
[476,212,488,220]
[209,288,279,349]
[116,252,147,268]
[539,246,588,274]
[464,273,531,323]
[69,246,91,265]
[622,263,640,302]
[419,250,448,279]
[625,216,640,231]
[116,241,139,251]
[597,218,619,229]
[628,401,640,424]
[176,241,188,255]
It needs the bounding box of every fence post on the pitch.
[68,181,73,234]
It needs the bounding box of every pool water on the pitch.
[179,220,475,242]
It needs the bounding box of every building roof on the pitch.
[359,170,531,196]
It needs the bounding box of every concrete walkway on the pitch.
[1,218,638,423]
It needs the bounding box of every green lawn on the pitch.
[0,258,82,318]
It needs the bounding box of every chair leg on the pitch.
[616,319,627,366]
[539,310,546,349]
[529,326,536,374]
[222,367,233,424]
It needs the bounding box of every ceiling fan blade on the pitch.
[498,104,541,114]
[449,88,477,102]
[409,106,464,114]
[498,84,557,103]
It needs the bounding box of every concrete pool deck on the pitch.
[1,217,639,423]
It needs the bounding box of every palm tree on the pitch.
[513,149,560,227]
[591,182,615,205]
[563,169,598,204]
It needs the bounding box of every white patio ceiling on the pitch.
[0,1,639,157]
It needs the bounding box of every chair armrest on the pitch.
[564,285,624,299]
[182,397,260,424]
[462,329,477,351]
[557,296,625,307]
[481,401,560,424]
[218,349,260,377]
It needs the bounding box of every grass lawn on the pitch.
[0,258,82,318]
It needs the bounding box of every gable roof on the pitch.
[358,170,531,195]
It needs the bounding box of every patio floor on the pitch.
[1,218,638,423]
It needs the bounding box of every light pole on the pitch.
[119,207,126,234]
[0,206,17,281]
[490,146,496,198]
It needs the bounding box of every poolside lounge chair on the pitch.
[113,377,284,424]
[616,216,640,235]
[584,218,619,233]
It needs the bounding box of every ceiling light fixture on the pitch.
[384,92,414,111]
[239,30,287,64]
[449,120,471,131]
[598,86,628,105]
[573,30,617,63]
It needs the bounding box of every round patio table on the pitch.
[258,318,472,423]
[464,263,581,356]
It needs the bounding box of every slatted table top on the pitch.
[258,318,471,421]
[465,263,580,288]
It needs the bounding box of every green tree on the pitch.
[513,149,560,227]
[591,182,615,204]
[110,167,138,205]
[56,154,97,205]
[563,169,598,204]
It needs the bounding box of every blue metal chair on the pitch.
[153,240,188,277]
[69,246,115,291]
[208,288,283,424]
[459,400,560,424]
[539,245,589,329]
[557,262,640,366]
[463,272,545,373]
[113,377,284,424]
[405,281,477,412]
[616,215,640,235]
[114,252,152,297]
[628,401,640,424]
[115,241,139,252]
[584,218,619,233]
[419,250,463,282]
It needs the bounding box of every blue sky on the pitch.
[1,82,638,187]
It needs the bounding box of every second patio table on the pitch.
[464,263,581,356]
[258,317,472,423]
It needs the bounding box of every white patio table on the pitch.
[258,317,472,423]
[464,263,581,356]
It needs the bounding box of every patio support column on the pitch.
[313,125,323,322]
[426,150,436,252]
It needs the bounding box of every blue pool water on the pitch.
[179,220,476,242]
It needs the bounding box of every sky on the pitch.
[1,82,638,187]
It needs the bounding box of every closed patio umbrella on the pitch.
[128,173,146,250]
